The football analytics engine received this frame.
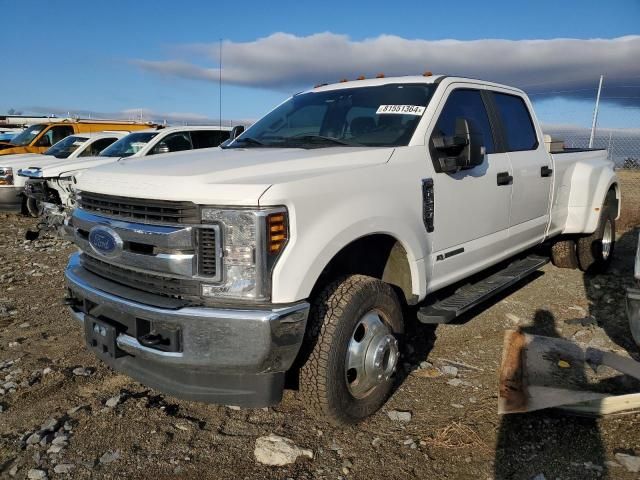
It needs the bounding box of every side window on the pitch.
[432,89,495,154]
[150,132,193,155]
[492,93,538,151]
[36,126,74,147]
[80,137,118,157]
[191,130,228,149]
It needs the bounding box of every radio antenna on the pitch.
[219,38,222,129]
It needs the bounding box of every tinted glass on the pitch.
[80,137,119,157]
[101,132,158,157]
[44,135,88,158]
[162,132,193,152]
[433,89,494,153]
[10,124,46,146]
[227,84,437,149]
[191,130,229,149]
[493,93,538,151]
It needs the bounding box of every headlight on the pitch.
[0,167,14,185]
[200,207,288,301]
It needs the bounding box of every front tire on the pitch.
[26,197,43,217]
[299,275,404,424]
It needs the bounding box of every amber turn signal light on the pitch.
[267,212,288,255]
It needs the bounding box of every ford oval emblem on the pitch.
[88,226,122,257]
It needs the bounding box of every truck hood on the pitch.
[76,146,394,205]
[0,153,45,170]
[19,156,117,179]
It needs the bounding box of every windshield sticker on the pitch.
[376,105,426,115]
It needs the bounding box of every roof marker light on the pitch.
[423,71,433,77]
[339,78,348,83]
[376,73,385,78]
[356,75,365,80]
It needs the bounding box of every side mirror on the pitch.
[230,125,245,140]
[433,118,485,173]
[153,142,170,154]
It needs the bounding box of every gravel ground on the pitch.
[1,185,639,480]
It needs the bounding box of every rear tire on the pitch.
[299,275,404,424]
[577,196,616,273]
[550,239,579,269]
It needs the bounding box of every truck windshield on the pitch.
[44,135,88,159]
[100,132,159,157]
[225,83,436,149]
[9,124,47,146]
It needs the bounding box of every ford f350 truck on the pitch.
[63,75,619,424]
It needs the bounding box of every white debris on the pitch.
[615,453,640,473]
[386,410,412,422]
[254,434,313,466]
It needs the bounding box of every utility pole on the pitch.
[589,75,604,148]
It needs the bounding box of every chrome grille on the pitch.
[80,254,200,299]
[78,192,199,225]
[198,228,218,276]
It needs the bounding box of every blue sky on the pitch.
[1,0,639,128]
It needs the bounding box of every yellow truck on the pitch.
[0,119,156,156]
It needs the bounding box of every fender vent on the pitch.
[422,178,434,232]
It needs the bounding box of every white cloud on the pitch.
[131,33,640,106]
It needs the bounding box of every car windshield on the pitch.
[225,83,436,149]
[44,135,88,159]
[9,124,47,146]
[100,132,158,157]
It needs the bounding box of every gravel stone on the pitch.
[386,410,412,422]
[441,365,459,377]
[27,469,47,480]
[254,434,313,466]
[99,450,121,464]
[615,453,640,473]
[53,464,74,474]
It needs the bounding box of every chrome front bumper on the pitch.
[628,287,640,347]
[65,253,309,406]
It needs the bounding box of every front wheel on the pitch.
[299,275,404,424]
[26,197,43,217]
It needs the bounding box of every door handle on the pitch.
[497,172,513,186]
[541,166,553,177]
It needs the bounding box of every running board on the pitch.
[417,255,549,324]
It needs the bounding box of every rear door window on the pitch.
[492,93,538,151]
[432,89,495,154]
[79,137,120,157]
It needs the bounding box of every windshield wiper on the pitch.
[285,135,358,146]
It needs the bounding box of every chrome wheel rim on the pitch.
[602,220,613,260]
[345,310,399,399]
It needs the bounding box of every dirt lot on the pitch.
[1,172,639,480]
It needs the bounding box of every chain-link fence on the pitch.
[527,78,640,169]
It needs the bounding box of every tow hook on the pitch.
[62,296,80,307]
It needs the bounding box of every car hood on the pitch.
[76,146,395,205]
[20,156,118,179]
[0,153,47,170]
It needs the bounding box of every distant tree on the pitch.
[623,157,640,170]
[7,108,22,115]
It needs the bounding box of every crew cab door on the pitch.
[427,86,513,289]
[489,91,552,248]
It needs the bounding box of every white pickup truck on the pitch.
[63,75,619,424]
[19,125,233,236]
[0,132,124,213]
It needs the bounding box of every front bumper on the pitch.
[0,186,23,212]
[65,253,310,407]
[628,287,640,347]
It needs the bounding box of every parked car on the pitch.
[62,75,619,424]
[0,132,125,213]
[20,126,233,235]
[0,128,23,143]
[0,119,154,156]
[628,232,640,345]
